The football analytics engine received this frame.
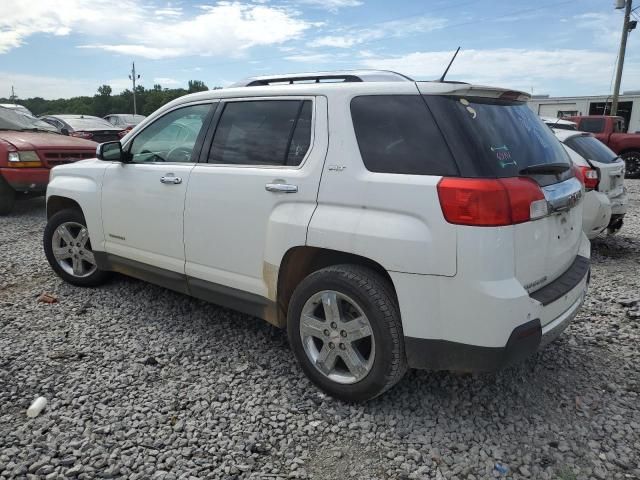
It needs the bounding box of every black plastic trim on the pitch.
[93,252,278,323]
[405,319,542,372]
[188,277,276,321]
[94,252,189,294]
[247,75,363,86]
[529,255,590,306]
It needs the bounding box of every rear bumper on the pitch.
[0,167,50,192]
[402,252,590,372]
[582,190,611,239]
[609,189,628,216]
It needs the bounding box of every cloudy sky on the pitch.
[0,0,638,99]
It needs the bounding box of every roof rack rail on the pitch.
[229,70,414,88]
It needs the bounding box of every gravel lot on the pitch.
[1,181,639,480]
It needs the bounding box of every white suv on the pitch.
[43,71,591,401]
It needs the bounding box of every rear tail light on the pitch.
[70,131,93,139]
[573,165,599,190]
[437,177,547,226]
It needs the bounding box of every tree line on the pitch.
[0,80,218,118]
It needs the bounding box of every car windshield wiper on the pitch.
[519,162,570,175]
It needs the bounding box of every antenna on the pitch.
[439,47,461,82]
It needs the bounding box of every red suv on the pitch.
[0,107,97,214]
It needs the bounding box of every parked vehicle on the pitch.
[0,108,97,215]
[0,106,58,133]
[43,70,591,401]
[541,116,577,130]
[567,115,640,178]
[39,115,123,143]
[104,114,146,138]
[0,103,33,116]
[553,129,627,237]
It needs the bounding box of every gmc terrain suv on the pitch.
[43,71,591,401]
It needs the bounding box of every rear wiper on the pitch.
[519,162,570,175]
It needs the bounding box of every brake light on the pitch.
[70,131,93,139]
[437,177,547,226]
[574,165,599,190]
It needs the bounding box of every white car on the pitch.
[43,70,590,401]
[553,128,627,238]
[0,103,33,116]
[541,116,577,130]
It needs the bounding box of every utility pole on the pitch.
[611,0,635,116]
[128,62,141,115]
[9,86,17,104]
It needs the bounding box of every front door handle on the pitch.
[160,175,182,185]
[265,183,298,193]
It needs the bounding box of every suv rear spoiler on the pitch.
[417,82,531,102]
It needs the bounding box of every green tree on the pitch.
[188,80,208,93]
[97,85,112,97]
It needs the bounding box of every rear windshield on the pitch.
[423,95,571,178]
[564,134,619,164]
[65,117,116,130]
[121,114,145,123]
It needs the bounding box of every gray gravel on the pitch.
[1,181,639,480]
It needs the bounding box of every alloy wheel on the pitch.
[51,222,97,278]
[299,290,375,384]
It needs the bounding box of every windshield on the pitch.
[121,114,145,124]
[564,134,620,164]
[64,117,118,130]
[423,95,571,178]
[0,107,58,132]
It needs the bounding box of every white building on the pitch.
[528,91,640,133]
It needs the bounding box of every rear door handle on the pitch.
[265,183,298,193]
[160,175,182,185]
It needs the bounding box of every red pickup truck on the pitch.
[0,107,97,215]
[567,115,640,178]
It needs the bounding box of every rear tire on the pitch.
[287,265,407,402]
[43,209,110,287]
[621,151,640,178]
[0,176,16,215]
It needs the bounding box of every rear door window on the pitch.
[423,95,571,178]
[350,95,458,176]
[564,134,620,164]
[208,100,312,167]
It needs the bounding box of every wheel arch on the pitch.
[47,195,84,219]
[276,246,397,327]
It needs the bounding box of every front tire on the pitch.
[621,151,640,178]
[287,265,407,402]
[43,209,110,287]
[0,176,16,215]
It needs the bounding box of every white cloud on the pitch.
[296,0,362,11]
[0,0,146,54]
[574,11,623,49]
[284,53,337,63]
[310,16,447,49]
[153,77,181,86]
[361,48,639,96]
[0,1,311,59]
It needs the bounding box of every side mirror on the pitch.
[61,128,69,136]
[96,141,126,162]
